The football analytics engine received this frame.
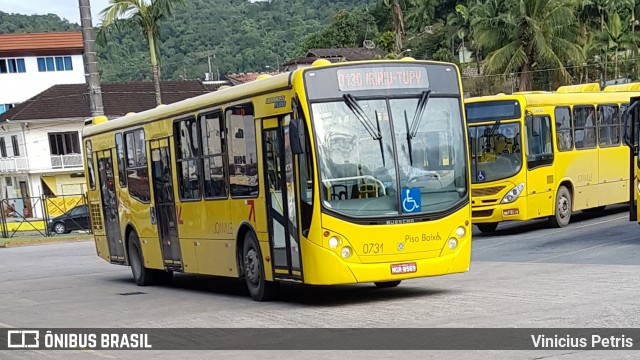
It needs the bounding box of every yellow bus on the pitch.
[82,59,472,301]
[465,83,638,233]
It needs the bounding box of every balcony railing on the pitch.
[51,154,83,169]
[0,156,29,173]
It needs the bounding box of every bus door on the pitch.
[96,149,125,264]
[524,113,556,218]
[262,116,302,280]
[149,138,183,271]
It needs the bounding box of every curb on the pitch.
[0,238,92,248]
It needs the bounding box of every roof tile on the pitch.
[0,80,218,121]
[0,32,83,56]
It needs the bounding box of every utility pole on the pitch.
[207,55,213,80]
[79,0,104,116]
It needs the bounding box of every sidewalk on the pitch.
[0,234,92,248]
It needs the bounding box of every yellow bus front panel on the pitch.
[300,205,471,285]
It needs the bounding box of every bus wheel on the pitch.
[550,186,572,228]
[128,231,172,286]
[476,223,498,233]
[242,232,277,301]
[374,281,401,288]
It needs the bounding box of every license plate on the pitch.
[390,262,417,274]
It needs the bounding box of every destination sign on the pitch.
[336,66,429,91]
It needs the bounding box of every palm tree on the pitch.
[595,12,639,81]
[579,0,616,82]
[473,0,584,91]
[390,0,405,53]
[99,0,185,106]
[447,2,481,71]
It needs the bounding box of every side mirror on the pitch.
[623,100,639,148]
[290,118,305,155]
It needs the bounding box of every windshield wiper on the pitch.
[374,110,386,167]
[404,90,431,165]
[404,109,414,165]
[342,94,381,140]
[409,90,432,138]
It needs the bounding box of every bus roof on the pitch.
[82,70,293,138]
[464,90,640,107]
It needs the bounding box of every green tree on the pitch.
[99,0,185,105]
[301,8,378,51]
[594,12,639,80]
[473,0,584,91]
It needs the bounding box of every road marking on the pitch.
[474,215,628,251]
[527,235,637,263]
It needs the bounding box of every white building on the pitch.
[0,32,85,218]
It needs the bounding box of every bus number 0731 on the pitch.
[363,243,383,254]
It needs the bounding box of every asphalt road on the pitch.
[1,204,639,359]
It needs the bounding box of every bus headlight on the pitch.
[328,236,340,249]
[448,238,458,249]
[455,226,465,238]
[341,246,352,259]
[501,183,525,204]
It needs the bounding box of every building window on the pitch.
[11,135,19,156]
[37,56,73,72]
[200,111,227,199]
[0,104,14,115]
[124,129,150,203]
[226,103,258,197]
[0,58,26,73]
[174,116,201,200]
[49,132,80,155]
[0,137,6,158]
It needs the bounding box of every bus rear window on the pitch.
[466,101,521,122]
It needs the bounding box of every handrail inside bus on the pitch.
[322,175,387,196]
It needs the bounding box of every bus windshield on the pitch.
[468,122,522,183]
[311,97,467,218]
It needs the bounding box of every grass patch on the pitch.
[0,234,93,247]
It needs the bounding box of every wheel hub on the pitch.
[244,248,260,285]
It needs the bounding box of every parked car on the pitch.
[48,205,90,234]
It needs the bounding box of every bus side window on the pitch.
[200,111,227,199]
[173,116,201,200]
[124,129,151,203]
[526,115,553,169]
[226,103,258,198]
[598,104,619,147]
[554,106,573,151]
[573,105,596,149]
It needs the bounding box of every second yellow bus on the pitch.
[466,83,638,232]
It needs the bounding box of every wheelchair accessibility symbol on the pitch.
[401,187,421,213]
[477,171,486,181]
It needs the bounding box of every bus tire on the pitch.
[550,186,572,228]
[242,231,277,301]
[374,280,401,288]
[128,231,173,286]
[476,223,498,233]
